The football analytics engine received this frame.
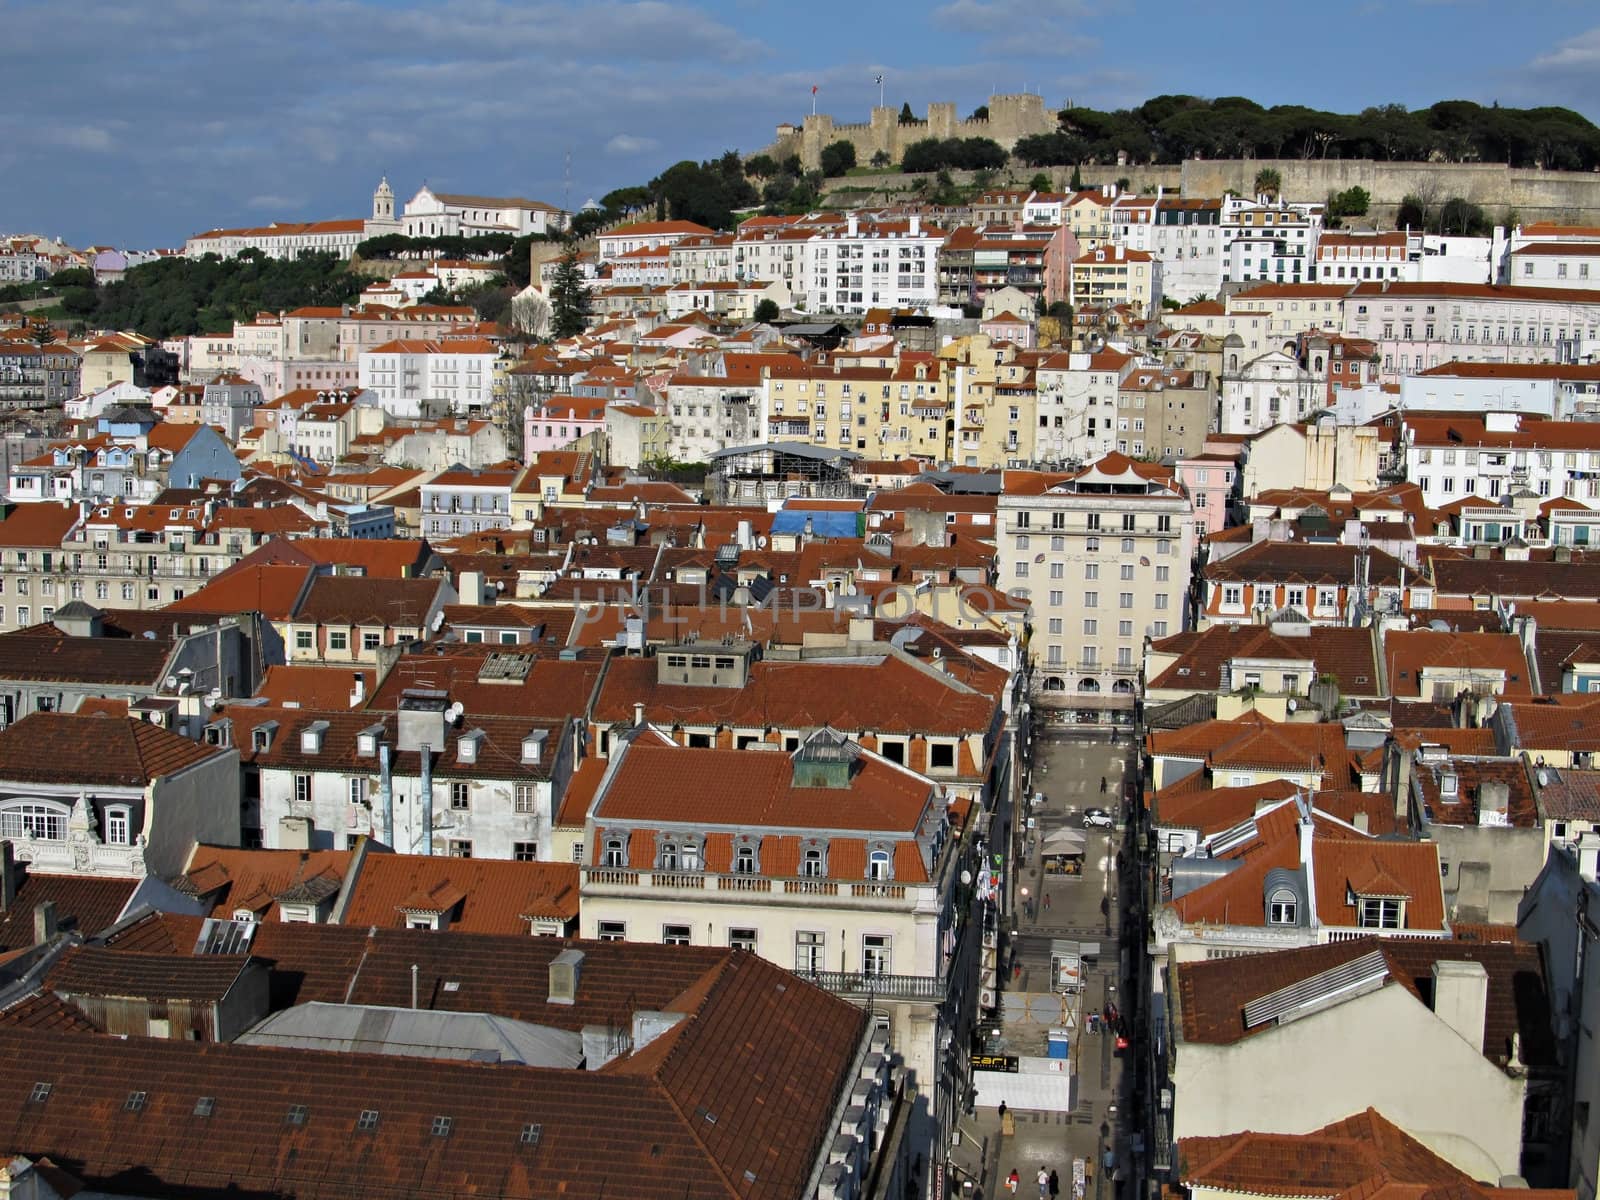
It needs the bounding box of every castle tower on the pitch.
[373,176,395,222]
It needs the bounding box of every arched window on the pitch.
[1228,354,1238,371]
[867,849,892,881]
[1313,355,1324,372]
[1112,678,1136,694]
[802,848,825,877]
[1078,677,1101,693]
[0,802,67,841]
[1042,676,1066,693]
[105,805,131,846]
[659,842,679,871]
[734,845,757,874]
[602,837,625,868]
[1268,889,1298,925]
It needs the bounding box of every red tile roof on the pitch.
[0,712,225,787]
[340,855,578,932]
[1383,631,1533,698]
[0,867,137,952]
[177,845,355,919]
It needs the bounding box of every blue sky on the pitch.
[2,0,1597,249]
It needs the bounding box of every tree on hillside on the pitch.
[549,248,592,339]
[1029,172,1052,192]
[971,105,989,121]
[820,140,857,177]
[870,150,891,169]
[745,154,779,179]
[753,298,780,323]
[1253,167,1281,199]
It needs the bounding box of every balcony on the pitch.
[797,970,946,1002]
[582,867,916,906]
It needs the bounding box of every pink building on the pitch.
[1176,452,1239,537]
[524,398,607,454]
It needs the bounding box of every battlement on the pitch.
[766,93,1056,172]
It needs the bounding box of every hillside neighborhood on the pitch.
[9,83,1600,1200]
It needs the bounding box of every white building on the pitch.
[357,338,501,417]
[805,215,944,315]
[1220,197,1322,288]
[997,454,1195,716]
[418,464,521,538]
[401,186,566,238]
[1402,410,1600,507]
[1219,349,1324,435]
[222,702,575,860]
[1508,242,1600,292]
[1400,361,1600,420]
[183,180,403,261]
[596,220,716,263]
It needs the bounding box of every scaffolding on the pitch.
[706,441,864,505]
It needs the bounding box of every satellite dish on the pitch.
[1287,698,1298,712]
[430,611,445,632]
[757,535,768,548]
[446,701,465,724]
[1034,553,1045,564]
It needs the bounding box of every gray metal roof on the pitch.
[708,441,862,463]
[236,1001,585,1067]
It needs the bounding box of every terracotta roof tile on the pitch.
[340,855,578,932]
[0,712,224,787]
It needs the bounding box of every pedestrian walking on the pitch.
[1038,1167,1049,1198]
[1043,892,1051,910]
[1007,1169,1019,1195]
[1049,1169,1060,1198]
[998,1100,1007,1121]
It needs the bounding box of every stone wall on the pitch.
[766,93,1056,172]
[1180,158,1600,223]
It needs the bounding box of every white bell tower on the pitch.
[373,176,395,222]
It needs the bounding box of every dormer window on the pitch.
[1357,898,1403,929]
[252,722,277,753]
[867,847,893,881]
[802,846,826,877]
[732,837,759,874]
[522,731,547,764]
[1440,772,1458,798]
[602,837,626,868]
[299,720,328,754]
[1268,890,1297,925]
[357,725,383,757]
[457,730,483,764]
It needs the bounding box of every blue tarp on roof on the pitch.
[770,510,861,538]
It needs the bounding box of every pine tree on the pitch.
[549,248,592,339]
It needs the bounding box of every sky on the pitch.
[3,0,1598,249]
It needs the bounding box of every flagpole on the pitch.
[812,86,817,117]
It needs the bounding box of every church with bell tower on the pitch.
[366,176,400,237]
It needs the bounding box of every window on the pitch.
[867,849,892,880]
[802,846,825,877]
[362,632,381,651]
[431,1116,453,1138]
[729,927,757,952]
[514,841,538,861]
[1083,619,1097,635]
[194,1096,215,1117]
[734,844,757,873]
[448,839,472,859]
[357,1109,380,1132]
[328,631,348,652]
[285,1104,308,1126]
[597,920,626,941]
[105,806,131,846]
[1084,591,1099,608]
[294,774,310,806]
[1357,898,1402,929]
[126,1091,149,1113]
[1120,564,1134,581]
[515,783,536,814]
[1268,891,1297,925]
[1119,592,1133,609]
[795,930,825,973]
[28,1082,51,1104]
[1084,563,1099,580]
[2,804,66,842]
[929,742,955,770]
[450,782,469,810]
[295,630,313,651]
[863,933,892,975]
[602,837,625,867]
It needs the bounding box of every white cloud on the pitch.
[61,125,113,152]
[1531,26,1600,72]
[930,0,1093,58]
[605,134,659,155]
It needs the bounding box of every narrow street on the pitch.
[950,728,1143,1200]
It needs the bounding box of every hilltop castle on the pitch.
[765,93,1056,172]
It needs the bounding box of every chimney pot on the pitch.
[1431,960,1489,1054]
[33,900,57,945]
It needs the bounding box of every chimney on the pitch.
[0,841,15,912]
[909,214,921,236]
[548,947,584,1005]
[1576,831,1600,883]
[634,701,645,728]
[33,900,57,945]
[1431,960,1489,1053]
[1352,811,1370,835]
[848,617,873,644]
[350,672,366,707]
[1298,813,1314,868]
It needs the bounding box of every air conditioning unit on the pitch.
[979,989,997,1011]
[1160,1087,1173,1111]
[982,929,998,949]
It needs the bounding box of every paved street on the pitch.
[948,729,1140,1200]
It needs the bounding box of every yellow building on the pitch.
[1070,246,1161,318]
